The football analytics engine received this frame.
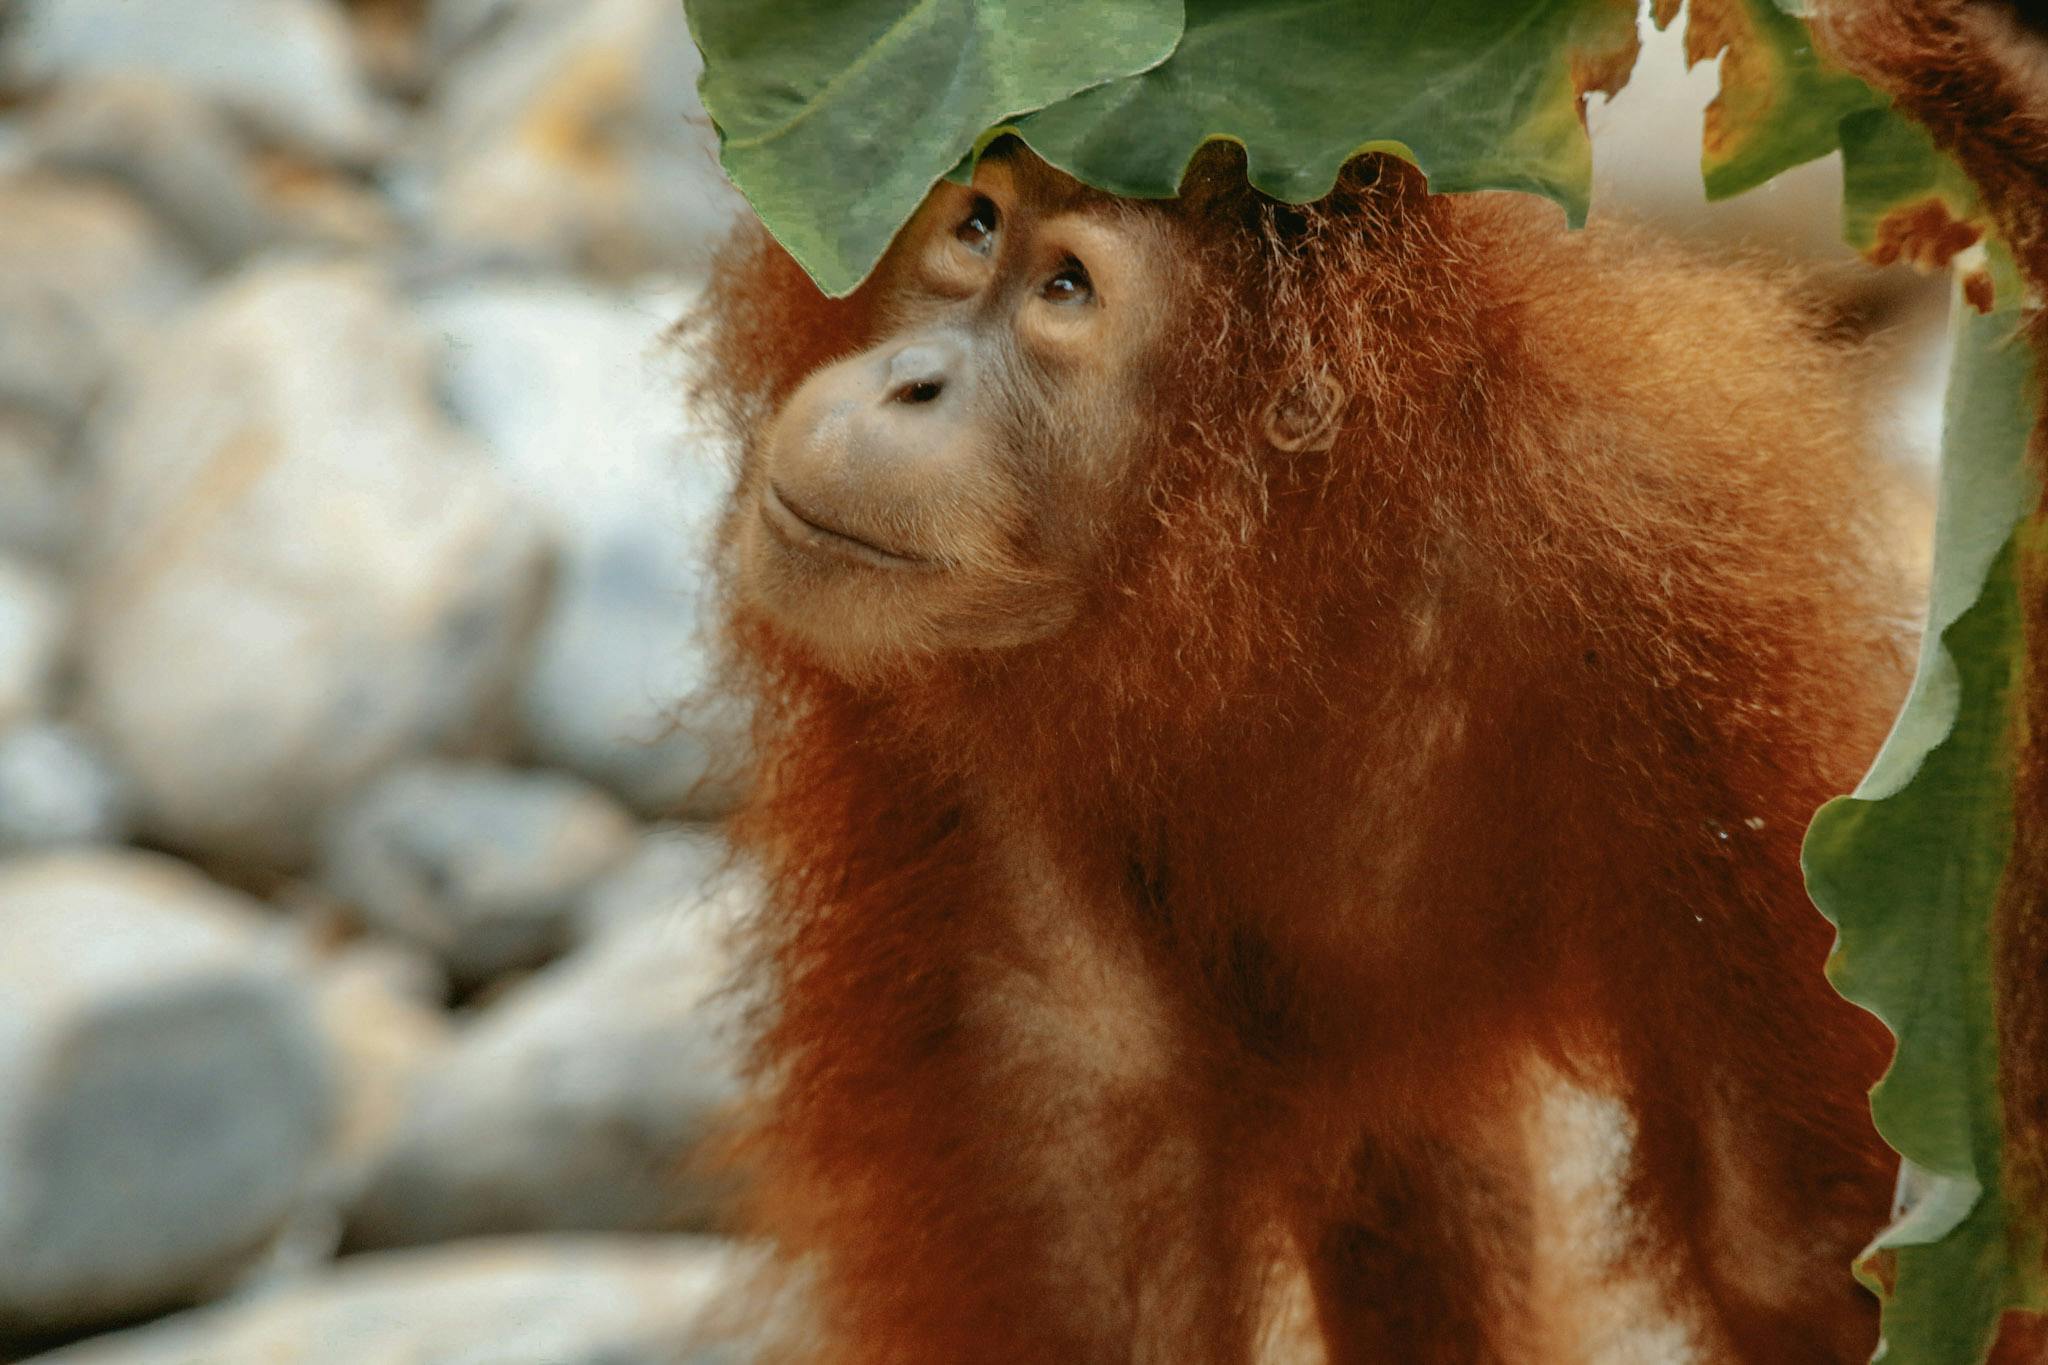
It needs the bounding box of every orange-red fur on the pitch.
[692,154,1910,1361]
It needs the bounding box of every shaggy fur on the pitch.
[689,151,1912,1361]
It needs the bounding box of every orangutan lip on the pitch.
[763,483,928,568]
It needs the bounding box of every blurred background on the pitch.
[0,2,1946,1362]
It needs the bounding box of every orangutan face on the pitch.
[731,152,1178,676]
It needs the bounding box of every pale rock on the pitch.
[0,555,65,729]
[420,279,746,815]
[319,761,639,986]
[2,0,396,164]
[24,77,272,268]
[208,943,455,1287]
[317,934,449,1009]
[574,823,735,944]
[27,77,397,265]
[416,0,741,276]
[426,0,575,65]
[311,942,454,1184]
[254,158,403,256]
[0,410,78,560]
[0,178,197,424]
[0,852,332,1332]
[29,1236,748,1365]
[345,901,747,1248]
[0,721,133,854]
[75,260,549,869]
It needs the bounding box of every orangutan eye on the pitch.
[1041,258,1093,304]
[956,197,998,255]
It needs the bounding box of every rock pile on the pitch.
[0,1,754,1359]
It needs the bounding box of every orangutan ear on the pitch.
[1263,373,1347,452]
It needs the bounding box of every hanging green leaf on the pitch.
[1662,1,1992,286]
[1657,0,1879,200]
[686,0,1183,295]
[1837,107,1988,272]
[995,0,1639,218]
[688,0,1641,294]
[1804,263,2042,1363]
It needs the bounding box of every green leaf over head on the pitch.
[688,0,1640,294]
[687,0,1184,296]
[1661,0,1878,200]
[998,0,1640,221]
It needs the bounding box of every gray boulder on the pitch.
[195,940,455,1290]
[0,853,333,1333]
[74,260,549,868]
[421,279,746,815]
[0,555,64,729]
[319,761,638,987]
[213,941,458,1285]
[0,177,197,425]
[28,1236,748,1365]
[1,0,396,165]
[0,721,134,853]
[345,898,748,1249]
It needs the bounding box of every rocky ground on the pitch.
[0,3,1949,1363]
[0,0,757,1359]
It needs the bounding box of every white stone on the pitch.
[312,942,453,1184]
[0,721,133,853]
[0,411,78,560]
[573,823,733,944]
[24,77,274,268]
[319,761,639,986]
[30,1236,748,1365]
[420,278,745,815]
[0,555,65,730]
[415,0,741,275]
[75,260,549,868]
[345,898,748,1248]
[3,0,396,164]
[0,852,333,1331]
[426,0,575,66]
[0,178,197,425]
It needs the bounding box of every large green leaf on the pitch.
[686,0,1183,295]
[688,0,1640,294]
[1803,268,2041,1362]
[995,0,1639,217]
